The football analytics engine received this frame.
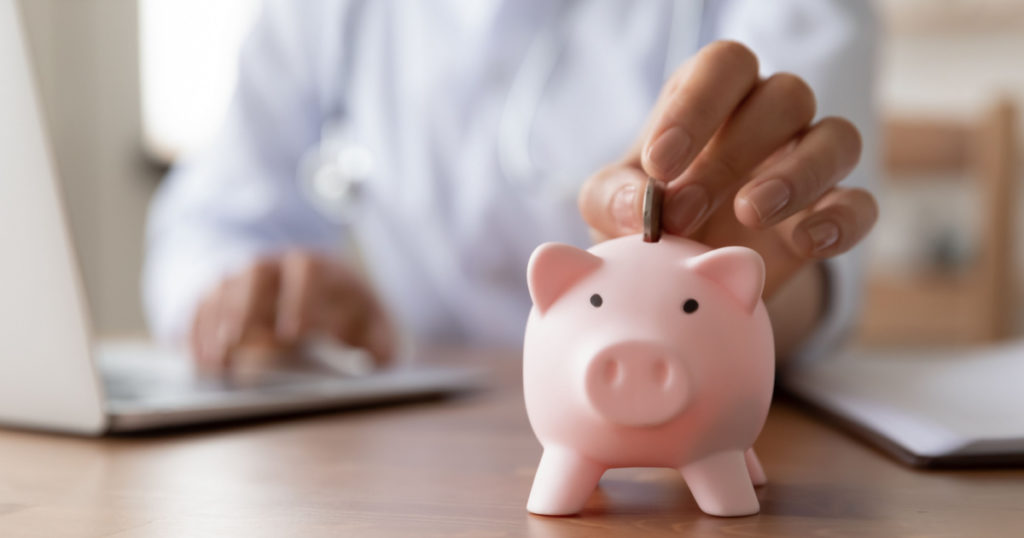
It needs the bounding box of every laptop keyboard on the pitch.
[96,342,337,403]
[102,366,246,400]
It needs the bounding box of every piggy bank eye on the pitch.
[590,293,603,308]
[682,298,699,314]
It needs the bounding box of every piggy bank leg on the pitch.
[680,450,759,517]
[527,448,605,516]
[745,448,766,486]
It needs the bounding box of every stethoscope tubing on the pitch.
[495,0,705,199]
[303,1,706,221]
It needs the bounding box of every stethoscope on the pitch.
[300,0,705,224]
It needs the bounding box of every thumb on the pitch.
[578,164,648,240]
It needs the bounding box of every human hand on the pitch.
[579,41,877,299]
[190,250,394,370]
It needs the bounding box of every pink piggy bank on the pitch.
[523,234,774,517]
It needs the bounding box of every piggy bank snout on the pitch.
[583,342,690,427]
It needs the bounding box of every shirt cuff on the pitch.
[785,247,867,367]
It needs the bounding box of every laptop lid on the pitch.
[0,0,107,434]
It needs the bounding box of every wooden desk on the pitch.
[0,352,1021,537]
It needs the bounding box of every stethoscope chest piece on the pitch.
[299,134,374,224]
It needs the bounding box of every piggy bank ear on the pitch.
[686,246,765,314]
[527,243,603,314]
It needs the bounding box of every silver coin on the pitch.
[642,177,664,243]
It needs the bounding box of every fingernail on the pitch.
[745,179,791,223]
[805,220,840,253]
[611,183,640,231]
[227,320,244,345]
[212,331,228,366]
[368,322,392,363]
[664,184,710,235]
[645,126,690,178]
[276,315,299,341]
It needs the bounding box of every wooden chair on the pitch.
[857,98,1018,345]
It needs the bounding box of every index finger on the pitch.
[639,41,760,182]
[275,251,320,344]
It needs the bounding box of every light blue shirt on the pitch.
[145,0,878,358]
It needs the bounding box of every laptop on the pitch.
[0,0,480,435]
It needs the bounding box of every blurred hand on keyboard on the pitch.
[190,250,395,372]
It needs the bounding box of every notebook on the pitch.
[780,340,1024,467]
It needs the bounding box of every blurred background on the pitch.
[16,0,1024,345]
